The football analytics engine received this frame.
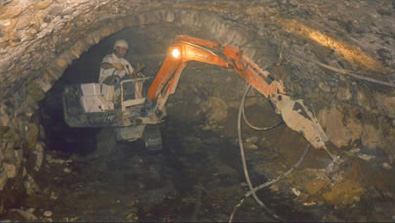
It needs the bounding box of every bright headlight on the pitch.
[172,48,180,59]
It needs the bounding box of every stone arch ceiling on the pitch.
[0,0,395,212]
[1,0,394,119]
[2,1,393,92]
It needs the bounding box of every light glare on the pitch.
[172,48,180,58]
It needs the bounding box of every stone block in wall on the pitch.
[70,41,86,59]
[318,104,363,148]
[32,142,44,172]
[3,162,17,178]
[55,52,73,71]
[75,20,86,30]
[26,123,39,150]
[48,5,64,16]
[84,34,99,47]
[0,19,18,34]
[20,28,38,42]
[164,10,175,23]
[36,79,52,94]
[375,94,395,119]
[0,5,23,20]
[99,26,114,38]
[28,14,42,31]
[27,82,45,102]
[318,82,331,93]
[138,13,147,25]
[91,33,101,45]
[36,1,52,10]
[2,129,20,149]
[43,67,61,84]
[15,15,33,30]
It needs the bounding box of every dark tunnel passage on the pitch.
[1,1,394,222]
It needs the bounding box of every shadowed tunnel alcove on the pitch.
[1,1,394,222]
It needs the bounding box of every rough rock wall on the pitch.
[0,0,394,210]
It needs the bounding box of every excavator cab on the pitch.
[62,75,163,151]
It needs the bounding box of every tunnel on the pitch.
[0,1,394,222]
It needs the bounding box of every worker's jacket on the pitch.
[99,53,134,84]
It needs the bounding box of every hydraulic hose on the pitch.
[241,84,283,131]
[237,83,284,221]
[232,83,311,222]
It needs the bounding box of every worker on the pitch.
[99,39,145,100]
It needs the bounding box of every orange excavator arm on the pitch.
[147,35,329,150]
[147,35,286,111]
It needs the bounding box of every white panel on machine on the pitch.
[101,84,114,101]
[80,83,115,112]
[80,96,114,113]
[81,83,101,96]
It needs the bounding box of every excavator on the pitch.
[62,35,329,151]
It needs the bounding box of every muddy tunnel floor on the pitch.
[2,114,393,222]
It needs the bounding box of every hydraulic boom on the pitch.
[148,35,329,150]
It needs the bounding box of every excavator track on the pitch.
[143,125,163,151]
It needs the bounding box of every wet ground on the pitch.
[0,115,312,222]
[1,105,394,222]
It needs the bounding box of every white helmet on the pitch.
[114,39,129,50]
